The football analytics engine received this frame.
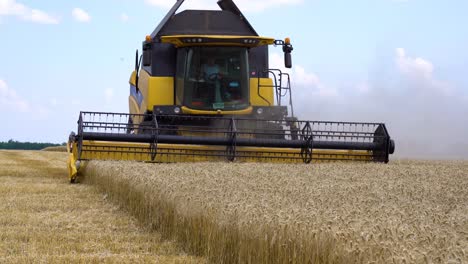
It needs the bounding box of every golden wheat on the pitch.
[0,150,205,263]
[83,160,468,264]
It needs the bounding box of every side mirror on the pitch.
[135,49,141,91]
[282,38,293,68]
[284,52,292,69]
[143,50,151,67]
[135,49,139,71]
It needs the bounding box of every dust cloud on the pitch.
[272,50,468,160]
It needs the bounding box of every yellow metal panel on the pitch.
[250,78,274,106]
[128,96,139,116]
[68,140,373,181]
[137,70,150,113]
[147,77,174,110]
[67,145,78,182]
[181,106,253,115]
[77,140,374,164]
[160,35,275,48]
[129,71,137,86]
[138,70,174,112]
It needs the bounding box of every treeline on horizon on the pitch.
[0,139,66,150]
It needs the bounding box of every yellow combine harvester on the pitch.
[67,0,395,182]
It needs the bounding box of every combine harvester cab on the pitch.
[67,0,395,182]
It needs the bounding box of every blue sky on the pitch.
[1,0,467,158]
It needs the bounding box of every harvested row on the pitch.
[0,150,205,263]
[83,160,468,263]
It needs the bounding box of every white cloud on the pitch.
[0,79,30,112]
[120,13,129,22]
[50,98,58,106]
[72,7,91,23]
[28,9,59,24]
[356,82,371,94]
[269,53,337,98]
[145,0,303,12]
[0,0,59,24]
[395,48,451,95]
[295,65,337,97]
[0,79,52,121]
[104,88,114,104]
[396,48,433,79]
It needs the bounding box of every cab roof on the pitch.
[157,10,257,37]
[150,0,258,40]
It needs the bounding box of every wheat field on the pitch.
[41,145,67,152]
[0,150,205,263]
[83,160,468,264]
[2,149,466,263]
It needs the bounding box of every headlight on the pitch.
[174,107,181,114]
[257,108,264,115]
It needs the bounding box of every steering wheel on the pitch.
[207,72,222,81]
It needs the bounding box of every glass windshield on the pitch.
[182,47,249,111]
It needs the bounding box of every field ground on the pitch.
[84,159,468,264]
[0,150,205,263]
[41,145,67,152]
[1,149,467,264]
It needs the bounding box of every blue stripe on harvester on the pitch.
[130,85,143,107]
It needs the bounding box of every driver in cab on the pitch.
[202,57,222,81]
[200,57,229,103]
